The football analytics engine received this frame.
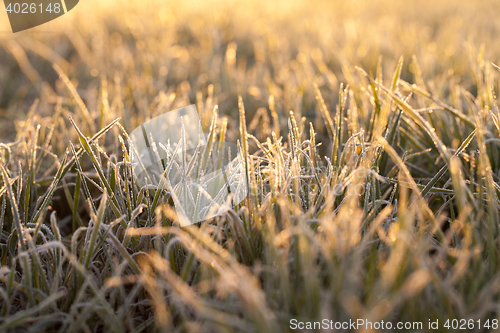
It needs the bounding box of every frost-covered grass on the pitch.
[1,0,500,331]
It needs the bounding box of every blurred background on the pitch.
[1,0,500,142]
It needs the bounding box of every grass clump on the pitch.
[1,0,500,331]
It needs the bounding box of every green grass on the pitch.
[1,0,500,331]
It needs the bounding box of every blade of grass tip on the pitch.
[61,118,121,178]
[220,116,228,148]
[290,110,301,148]
[493,63,500,72]
[196,106,218,180]
[490,110,500,134]
[151,140,182,215]
[108,157,117,195]
[24,125,39,222]
[69,142,97,215]
[288,113,297,161]
[53,64,95,133]
[421,129,477,197]
[336,84,348,169]
[0,177,18,199]
[288,112,302,210]
[69,118,126,228]
[449,156,468,214]
[118,140,141,248]
[29,154,67,228]
[368,74,381,141]
[35,119,56,174]
[239,96,251,207]
[128,133,154,187]
[309,122,317,169]
[16,161,22,215]
[84,193,107,270]
[391,56,404,92]
[118,136,132,221]
[377,56,403,169]
[411,55,425,88]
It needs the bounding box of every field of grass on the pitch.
[1,0,500,331]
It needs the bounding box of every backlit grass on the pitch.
[1,0,500,331]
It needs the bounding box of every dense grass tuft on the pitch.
[1,0,500,331]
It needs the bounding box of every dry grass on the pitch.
[1,0,500,331]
